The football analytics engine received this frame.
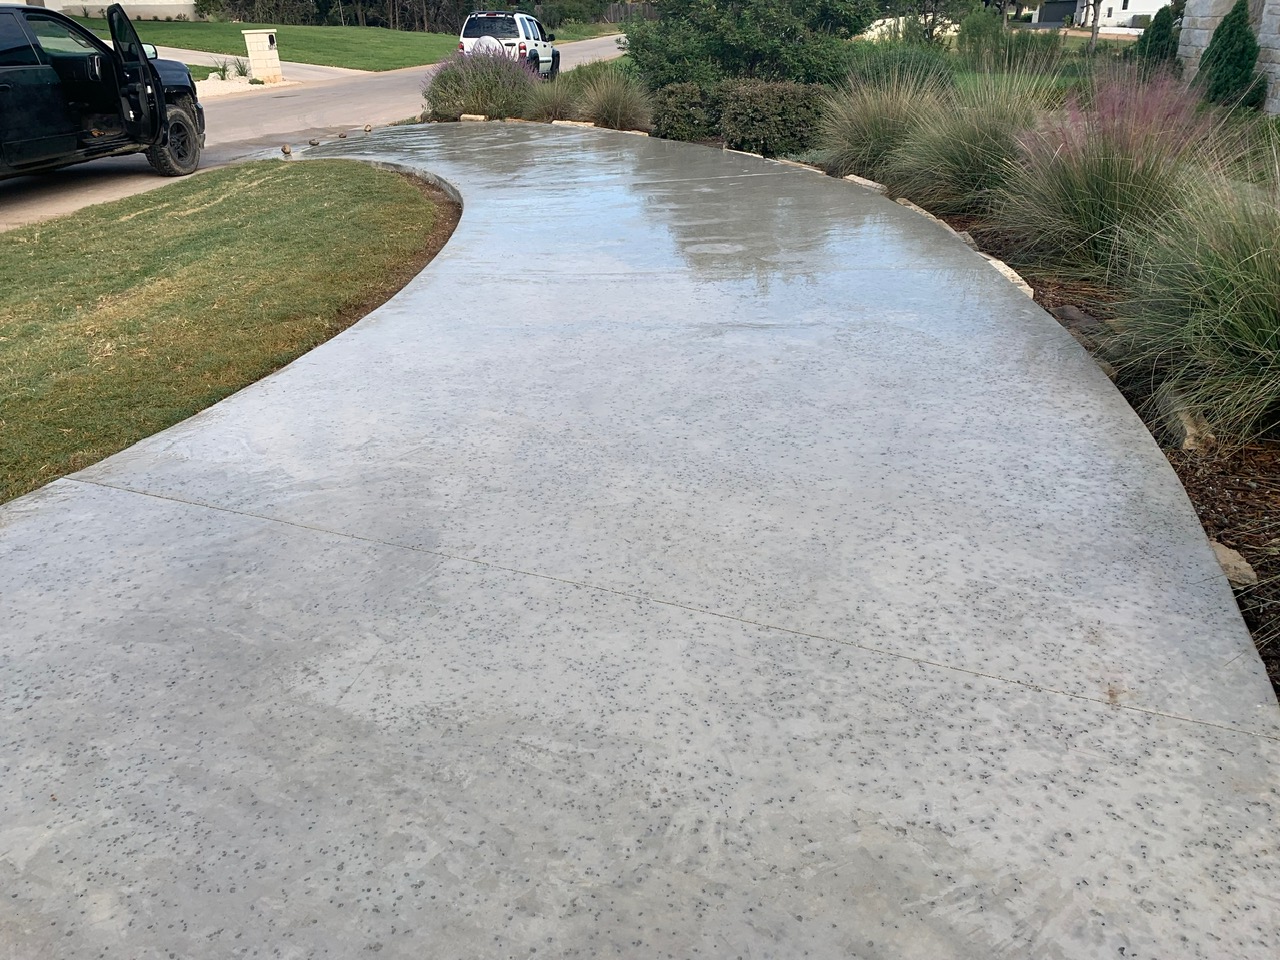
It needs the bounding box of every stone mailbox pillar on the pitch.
[241,29,283,83]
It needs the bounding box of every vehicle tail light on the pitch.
[519,42,527,56]
[458,41,464,52]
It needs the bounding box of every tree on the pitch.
[1134,5,1179,66]
[956,4,1002,65]
[1087,0,1102,56]
[888,0,973,45]
[1197,0,1267,108]
[625,0,879,89]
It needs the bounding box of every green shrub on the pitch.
[991,71,1237,277]
[886,71,1049,216]
[956,6,1003,67]
[1115,174,1280,441]
[625,0,875,89]
[578,62,652,130]
[1133,6,1179,68]
[539,0,608,29]
[819,69,947,181]
[958,12,1064,71]
[1196,0,1267,108]
[717,80,826,157]
[652,82,719,142]
[422,51,536,121]
[1002,28,1065,70]
[524,75,580,122]
[842,40,957,89]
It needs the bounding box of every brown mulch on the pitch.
[1166,447,1280,692]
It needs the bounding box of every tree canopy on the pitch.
[625,0,880,88]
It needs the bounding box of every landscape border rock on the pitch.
[977,252,1035,298]
[1156,385,1218,453]
[842,173,888,194]
[1212,541,1259,588]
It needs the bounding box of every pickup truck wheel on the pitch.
[146,100,201,177]
[549,52,560,80]
[527,53,541,78]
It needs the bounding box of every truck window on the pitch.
[25,15,98,57]
[0,12,39,67]
[463,15,519,40]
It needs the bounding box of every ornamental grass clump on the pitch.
[991,70,1238,279]
[842,41,956,90]
[819,68,947,182]
[422,50,536,121]
[578,62,652,131]
[1114,168,1280,442]
[524,75,579,122]
[886,70,1056,217]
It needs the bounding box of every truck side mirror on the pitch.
[141,43,157,59]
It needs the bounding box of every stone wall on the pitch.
[1179,0,1280,113]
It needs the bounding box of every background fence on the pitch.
[602,2,658,23]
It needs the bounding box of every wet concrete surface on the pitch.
[1,124,1277,958]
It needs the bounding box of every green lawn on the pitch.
[551,21,624,43]
[186,63,216,81]
[0,160,451,502]
[1059,30,1138,53]
[73,18,458,70]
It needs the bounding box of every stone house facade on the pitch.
[1179,0,1280,113]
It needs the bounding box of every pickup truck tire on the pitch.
[146,99,201,177]
[549,51,560,80]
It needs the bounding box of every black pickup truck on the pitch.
[0,3,203,180]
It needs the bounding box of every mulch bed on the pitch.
[1166,446,1280,691]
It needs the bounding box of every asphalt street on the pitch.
[0,34,624,230]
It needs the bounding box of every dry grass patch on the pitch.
[0,159,458,502]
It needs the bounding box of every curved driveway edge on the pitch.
[1,124,1277,958]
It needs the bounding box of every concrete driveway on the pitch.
[0,34,623,230]
[1,123,1277,958]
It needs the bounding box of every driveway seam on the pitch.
[69,476,1280,745]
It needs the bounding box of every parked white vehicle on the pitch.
[459,10,560,79]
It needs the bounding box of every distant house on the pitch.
[1034,1,1080,24]
[1033,0,1167,26]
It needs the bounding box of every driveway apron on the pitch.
[1,124,1277,958]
